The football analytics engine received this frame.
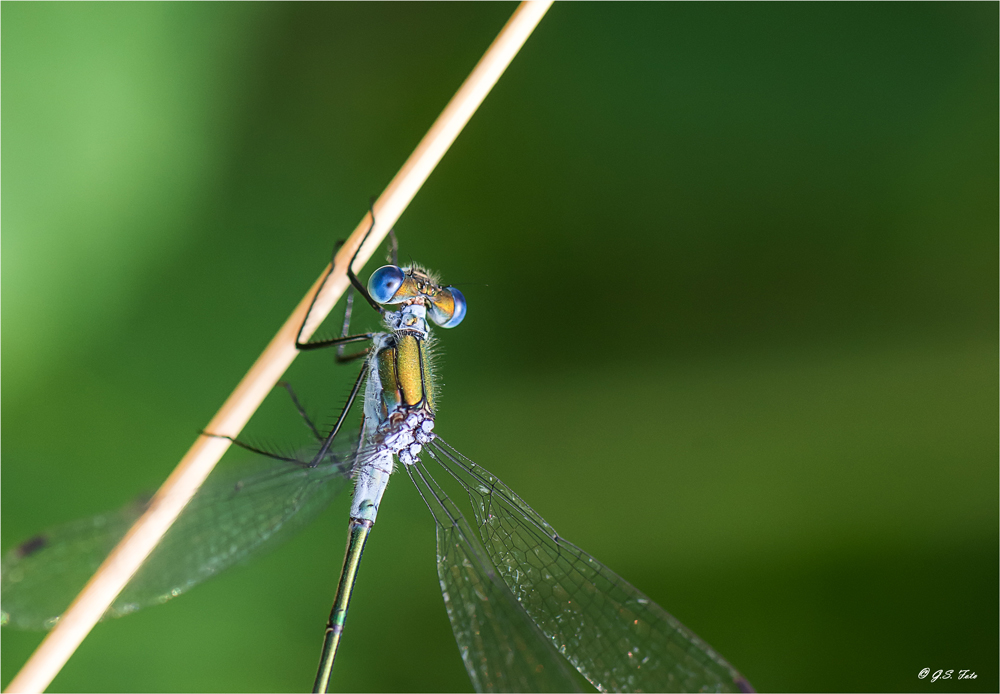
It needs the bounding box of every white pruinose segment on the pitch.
[348,305,436,524]
[383,413,435,466]
[348,414,436,522]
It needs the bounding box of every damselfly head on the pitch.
[367,264,466,328]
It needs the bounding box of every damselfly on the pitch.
[2,220,752,693]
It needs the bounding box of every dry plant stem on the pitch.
[4,3,553,693]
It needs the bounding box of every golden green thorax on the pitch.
[375,333,436,417]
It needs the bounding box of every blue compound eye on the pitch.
[429,287,467,328]
[367,265,406,304]
[444,287,467,328]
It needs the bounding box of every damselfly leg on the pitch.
[212,207,398,464]
[278,381,324,442]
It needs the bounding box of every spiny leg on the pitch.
[343,200,390,312]
[295,202,392,352]
[203,363,369,469]
[295,256,376,352]
[279,381,323,442]
[308,362,369,467]
[336,221,398,362]
[200,432,307,466]
[334,289,372,363]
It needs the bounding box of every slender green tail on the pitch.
[313,519,373,693]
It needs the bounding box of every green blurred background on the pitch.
[2,3,996,692]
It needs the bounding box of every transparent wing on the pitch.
[426,438,753,694]
[406,462,581,694]
[2,447,353,630]
[2,497,147,629]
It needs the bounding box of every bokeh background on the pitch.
[2,3,996,692]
